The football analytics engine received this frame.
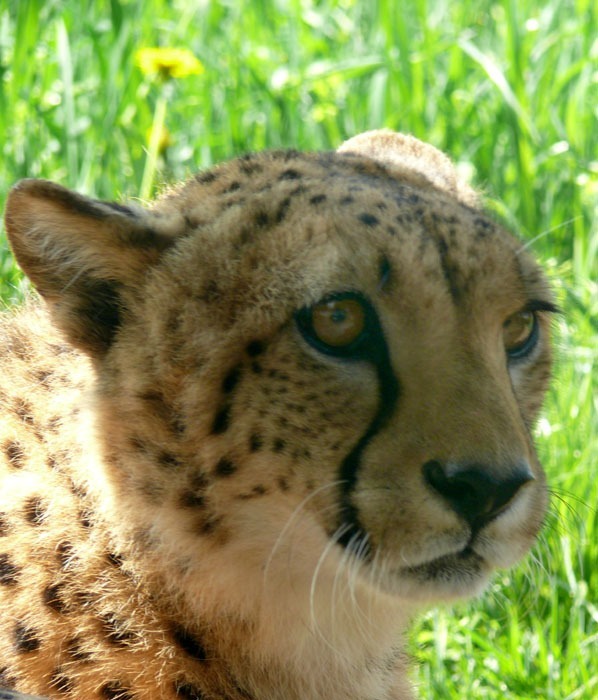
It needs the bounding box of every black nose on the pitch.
[423,460,534,528]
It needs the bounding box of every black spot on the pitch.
[50,667,74,694]
[0,512,9,536]
[0,666,17,688]
[180,490,206,509]
[277,476,290,491]
[239,158,263,176]
[211,406,230,434]
[66,636,93,661]
[193,512,223,537]
[4,440,25,469]
[274,196,292,223]
[249,434,263,452]
[174,681,206,699]
[246,340,264,357]
[172,625,208,661]
[0,553,20,585]
[100,614,137,647]
[272,438,286,453]
[237,485,268,500]
[195,170,218,185]
[100,681,135,700]
[339,195,354,205]
[106,552,124,568]
[14,622,41,652]
[79,508,94,529]
[23,496,47,525]
[358,212,379,227]
[251,361,262,374]
[214,458,237,477]
[223,181,241,193]
[253,209,270,228]
[158,451,182,470]
[222,367,241,394]
[309,194,327,205]
[14,398,34,425]
[56,541,76,569]
[279,168,301,180]
[43,583,69,614]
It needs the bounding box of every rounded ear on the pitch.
[4,179,176,355]
[338,130,478,206]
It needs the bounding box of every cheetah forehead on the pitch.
[147,145,537,330]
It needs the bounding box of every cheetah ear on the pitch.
[4,179,176,355]
[338,129,478,206]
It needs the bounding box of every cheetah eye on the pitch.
[503,310,538,360]
[296,293,372,357]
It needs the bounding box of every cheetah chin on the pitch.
[1,130,555,700]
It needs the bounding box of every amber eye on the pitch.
[503,310,538,359]
[311,298,366,348]
[296,293,373,357]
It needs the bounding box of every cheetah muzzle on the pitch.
[0,130,556,699]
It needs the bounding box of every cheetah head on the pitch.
[4,131,554,612]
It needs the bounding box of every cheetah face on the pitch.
[5,132,555,605]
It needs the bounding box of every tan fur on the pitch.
[0,132,554,699]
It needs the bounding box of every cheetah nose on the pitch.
[422,460,534,529]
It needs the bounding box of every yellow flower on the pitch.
[135,47,204,80]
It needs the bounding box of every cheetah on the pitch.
[0,131,556,700]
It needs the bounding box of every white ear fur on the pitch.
[338,129,478,206]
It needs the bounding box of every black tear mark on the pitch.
[335,322,400,557]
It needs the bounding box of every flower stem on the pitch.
[140,92,168,200]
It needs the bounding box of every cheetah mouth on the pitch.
[400,545,486,583]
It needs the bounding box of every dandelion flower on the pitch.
[136,47,204,80]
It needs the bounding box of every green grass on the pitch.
[0,0,596,697]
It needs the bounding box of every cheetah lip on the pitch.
[403,546,484,577]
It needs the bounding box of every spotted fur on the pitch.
[0,131,555,699]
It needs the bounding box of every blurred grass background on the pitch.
[0,0,596,697]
